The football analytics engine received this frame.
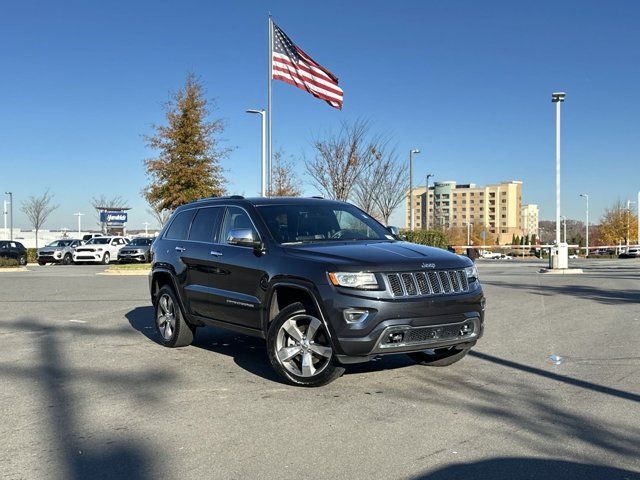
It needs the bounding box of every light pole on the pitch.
[408,149,420,231]
[3,200,9,240]
[626,200,636,247]
[246,109,267,196]
[4,192,12,241]
[425,173,433,230]
[465,222,473,246]
[580,193,589,256]
[74,212,84,236]
[561,215,567,243]
[143,222,150,236]
[637,191,640,246]
[551,92,565,246]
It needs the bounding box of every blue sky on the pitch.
[1,0,639,230]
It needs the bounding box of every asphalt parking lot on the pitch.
[1,259,639,480]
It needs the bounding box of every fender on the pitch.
[263,278,337,348]
[150,266,202,325]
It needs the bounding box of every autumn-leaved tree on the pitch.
[269,150,302,197]
[21,190,58,248]
[144,73,229,211]
[147,203,172,228]
[599,200,638,245]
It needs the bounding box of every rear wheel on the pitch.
[267,302,344,387]
[155,286,195,347]
[18,255,27,266]
[407,346,471,366]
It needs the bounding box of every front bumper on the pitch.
[73,252,104,262]
[37,253,63,262]
[118,251,148,262]
[317,283,485,360]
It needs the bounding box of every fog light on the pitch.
[343,308,369,324]
[387,332,404,343]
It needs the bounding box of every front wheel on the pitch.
[407,346,471,367]
[62,253,73,265]
[102,252,110,264]
[38,261,46,266]
[267,302,344,387]
[18,255,27,266]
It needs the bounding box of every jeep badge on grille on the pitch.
[421,263,436,269]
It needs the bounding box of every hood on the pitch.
[283,241,470,271]
[39,246,64,252]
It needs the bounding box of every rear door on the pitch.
[203,206,267,330]
[162,209,197,301]
[180,206,224,320]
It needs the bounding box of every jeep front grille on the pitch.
[385,270,469,297]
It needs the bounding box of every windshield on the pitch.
[130,238,153,246]
[256,203,392,244]
[47,240,74,247]
[86,238,110,245]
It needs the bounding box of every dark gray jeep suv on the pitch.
[149,196,485,386]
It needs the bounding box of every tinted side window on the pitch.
[165,210,195,240]
[189,207,222,243]
[221,207,258,244]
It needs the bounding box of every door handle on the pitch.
[210,250,223,257]
[175,246,186,252]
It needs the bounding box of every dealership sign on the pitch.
[100,212,128,223]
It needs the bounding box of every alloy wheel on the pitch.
[156,293,176,341]
[275,314,332,377]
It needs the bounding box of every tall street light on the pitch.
[246,109,267,196]
[4,192,12,241]
[551,92,565,246]
[425,173,433,230]
[580,193,589,256]
[408,149,420,231]
[561,215,567,243]
[74,212,84,236]
[637,191,640,246]
[465,222,473,246]
[143,222,150,236]
[626,200,636,247]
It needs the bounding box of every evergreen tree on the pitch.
[144,74,229,211]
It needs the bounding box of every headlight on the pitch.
[328,272,379,290]
[464,265,479,282]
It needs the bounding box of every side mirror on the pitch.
[386,226,400,236]
[227,228,262,249]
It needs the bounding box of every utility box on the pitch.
[549,242,569,269]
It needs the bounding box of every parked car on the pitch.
[73,236,129,264]
[0,240,27,265]
[37,239,82,265]
[568,254,579,259]
[118,237,154,263]
[82,233,104,243]
[149,196,485,387]
[480,250,502,259]
[619,247,640,259]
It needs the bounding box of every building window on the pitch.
[501,229,507,233]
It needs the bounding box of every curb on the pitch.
[0,267,29,273]
[538,268,584,275]
[98,270,151,276]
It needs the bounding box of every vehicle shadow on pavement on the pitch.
[412,457,640,480]
[1,317,173,479]
[125,306,285,384]
[125,306,422,383]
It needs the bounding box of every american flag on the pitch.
[271,23,344,110]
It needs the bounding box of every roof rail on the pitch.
[310,195,324,199]
[196,195,245,202]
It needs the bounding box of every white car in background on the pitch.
[480,250,502,259]
[72,236,129,264]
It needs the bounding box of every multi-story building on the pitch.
[521,204,539,238]
[406,180,524,245]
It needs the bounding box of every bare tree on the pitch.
[269,149,302,197]
[21,190,59,248]
[352,147,387,218]
[372,153,408,225]
[306,120,380,201]
[147,203,172,228]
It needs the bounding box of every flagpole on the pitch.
[267,15,273,196]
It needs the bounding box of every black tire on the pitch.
[37,261,46,266]
[154,285,195,347]
[18,255,27,266]
[102,252,110,265]
[407,346,471,367]
[267,302,344,387]
[62,253,73,265]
